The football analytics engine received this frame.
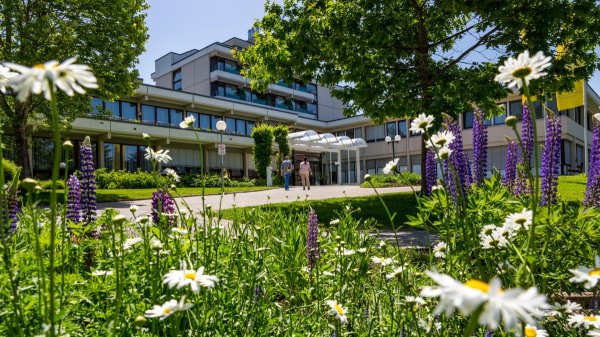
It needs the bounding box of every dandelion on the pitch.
[494,50,552,89]
[179,114,195,129]
[163,265,219,292]
[382,158,399,175]
[421,271,549,331]
[6,58,98,101]
[144,147,172,164]
[504,208,533,231]
[410,113,435,134]
[568,314,600,329]
[144,297,193,320]
[326,300,348,324]
[569,257,600,289]
[433,241,447,258]
[371,256,395,266]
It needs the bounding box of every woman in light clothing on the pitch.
[299,157,312,190]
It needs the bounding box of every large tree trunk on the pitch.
[13,117,32,178]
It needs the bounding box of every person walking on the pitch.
[280,156,293,191]
[299,157,312,190]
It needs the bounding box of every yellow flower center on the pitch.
[512,67,533,78]
[176,227,185,232]
[184,272,196,280]
[418,121,428,129]
[584,316,598,322]
[435,139,447,146]
[162,307,171,315]
[589,269,600,276]
[464,279,490,293]
[524,326,537,337]
[380,258,386,263]
[34,64,45,69]
[333,303,344,316]
[515,217,527,225]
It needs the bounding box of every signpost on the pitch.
[218,143,226,156]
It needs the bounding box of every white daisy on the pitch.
[134,215,153,226]
[334,248,355,256]
[379,240,386,248]
[523,324,548,337]
[0,64,17,93]
[494,50,552,89]
[371,256,395,266]
[410,113,435,134]
[163,265,219,292]
[144,297,193,320]
[546,300,582,317]
[329,218,340,225]
[163,168,180,182]
[504,208,533,231]
[480,235,508,249]
[436,147,452,160]
[91,270,113,276]
[357,248,367,253]
[421,271,548,331]
[492,224,517,241]
[326,300,348,324]
[480,224,498,239]
[382,158,400,175]
[179,115,195,129]
[405,296,426,306]
[427,130,455,151]
[570,267,600,290]
[568,314,600,329]
[123,237,143,250]
[171,226,188,235]
[144,147,172,164]
[433,241,447,258]
[386,266,405,279]
[6,58,98,101]
[590,330,600,336]
[150,238,164,251]
[129,205,139,214]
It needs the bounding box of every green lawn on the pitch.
[557,174,587,203]
[38,186,277,203]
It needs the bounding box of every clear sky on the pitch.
[137,0,600,93]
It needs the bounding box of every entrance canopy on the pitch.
[288,130,368,152]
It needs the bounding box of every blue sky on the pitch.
[137,0,600,93]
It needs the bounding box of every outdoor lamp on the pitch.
[386,134,401,161]
[216,120,227,132]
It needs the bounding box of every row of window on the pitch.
[211,82,318,116]
[365,120,411,142]
[91,98,255,136]
[334,127,363,139]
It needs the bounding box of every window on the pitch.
[576,144,584,172]
[463,111,474,129]
[562,140,572,173]
[386,122,397,137]
[574,107,583,125]
[173,69,182,91]
[398,120,407,138]
[121,102,137,121]
[509,100,523,120]
[157,107,169,126]
[141,105,156,124]
[236,119,246,135]
[199,114,211,130]
[365,124,385,142]
[104,101,120,119]
[91,97,103,116]
[124,145,138,172]
[170,109,183,127]
[354,127,363,139]
[104,143,116,171]
[226,117,236,133]
[247,121,255,135]
[494,104,506,125]
[211,116,222,130]
[33,138,54,172]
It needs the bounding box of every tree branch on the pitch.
[436,26,500,76]
[428,21,482,49]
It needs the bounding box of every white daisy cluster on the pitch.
[163,168,180,183]
[420,271,549,331]
[144,147,172,164]
[479,208,532,250]
[427,130,455,160]
[569,256,600,289]
[495,50,552,90]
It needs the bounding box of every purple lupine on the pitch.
[540,114,561,206]
[585,124,600,208]
[425,149,437,196]
[514,104,534,196]
[151,189,176,226]
[307,210,319,276]
[444,122,472,200]
[502,139,519,192]
[66,174,81,223]
[5,185,19,233]
[472,110,488,186]
[80,136,97,226]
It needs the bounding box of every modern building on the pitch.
[10,36,600,184]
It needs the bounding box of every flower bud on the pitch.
[21,178,38,191]
[59,162,67,169]
[112,214,127,224]
[364,174,372,182]
[130,205,139,213]
[62,140,74,150]
[505,116,518,127]
[134,315,147,326]
[150,238,163,251]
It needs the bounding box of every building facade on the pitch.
[10,37,600,184]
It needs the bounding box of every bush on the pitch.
[40,179,66,190]
[2,159,20,182]
[95,168,162,189]
[179,173,256,188]
[360,172,421,188]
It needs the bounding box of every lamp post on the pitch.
[216,120,227,195]
[385,134,401,162]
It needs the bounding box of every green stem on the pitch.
[463,304,485,337]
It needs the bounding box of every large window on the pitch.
[104,101,120,119]
[173,69,182,91]
[170,109,183,127]
[157,107,169,126]
[463,111,474,129]
[104,143,116,171]
[121,102,137,121]
[397,120,407,138]
[210,57,240,74]
[386,122,397,137]
[562,140,572,174]
[141,104,156,124]
[365,124,385,142]
[199,114,211,130]
[509,100,523,120]
[494,104,506,125]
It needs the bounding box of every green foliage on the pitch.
[2,159,19,182]
[251,124,274,178]
[273,125,290,164]
[360,172,421,188]
[95,168,161,189]
[179,173,256,188]
[39,179,66,190]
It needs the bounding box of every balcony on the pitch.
[210,70,248,86]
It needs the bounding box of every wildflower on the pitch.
[410,113,435,134]
[569,257,600,289]
[364,174,372,181]
[80,137,97,226]
[445,121,472,200]
[492,225,517,241]
[433,241,447,258]
[144,147,172,164]
[386,266,405,279]
[91,270,113,276]
[494,50,552,89]
[150,238,163,251]
[480,224,498,238]
[421,271,549,331]
[142,132,150,140]
[472,110,488,186]
[179,115,195,129]
[514,104,534,195]
[123,237,143,250]
[379,240,386,248]
[144,297,193,320]
[163,265,219,292]
[523,324,548,337]
[405,296,426,305]
[129,205,139,214]
[568,314,600,329]
[546,300,582,317]
[326,300,348,324]
[66,175,81,223]
[135,215,152,226]
[307,210,320,274]
[357,248,367,253]
[151,189,176,225]
[585,124,600,208]
[371,256,395,266]
[334,248,355,256]
[540,113,561,206]
[504,208,533,231]
[383,158,399,175]
[134,315,147,326]
[502,139,519,192]
[329,218,340,225]
[427,130,455,151]
[481,235,508,249]
[6,58,98,101]
[425,150,437,196]
[0,64,17,93]
[171,226,188,235]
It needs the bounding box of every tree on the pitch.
[0,0,148,177]
[251,124,274,179]
[237,0,600,191]
[273,124,290,169]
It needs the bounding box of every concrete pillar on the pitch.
[355,149,360,184]
[336,150,342,185]
[243,149,249,177]
[98,139,105,168]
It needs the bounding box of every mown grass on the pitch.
[38,186,277,203]
[557,174,587,203]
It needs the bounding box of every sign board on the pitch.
[218,144,226,156]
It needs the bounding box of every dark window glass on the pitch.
[91,97,103,115]
[105,100,120,119]
[236,119,246,135]
[224,84,238,99]
[199,114,211,129]
[354,127,363,139]
[33,138,54,172]
[157,107,169,126]
[141,105,156,124]
[173,70,182,91]
[532,101,544,119]
[104,143,115,171]
[211,116,221,130]
[170,109,183,127]
[386,122,397,137]
[121,102,137,121]
[463,111,474,129]
[124,145,138,172]
[247,121,255,135]
[139,146,152,172]
[226,117,236,133]
[494,104,506,125]
[306,83,317,95]
[398,120,407,137]
[509,100,523,120]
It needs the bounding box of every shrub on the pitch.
[40,179,66,190]
[178,173,256,188]
[251,124,273,179]
[2,159,19,182]
[95,168,162,189]
[360,172,421,188]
